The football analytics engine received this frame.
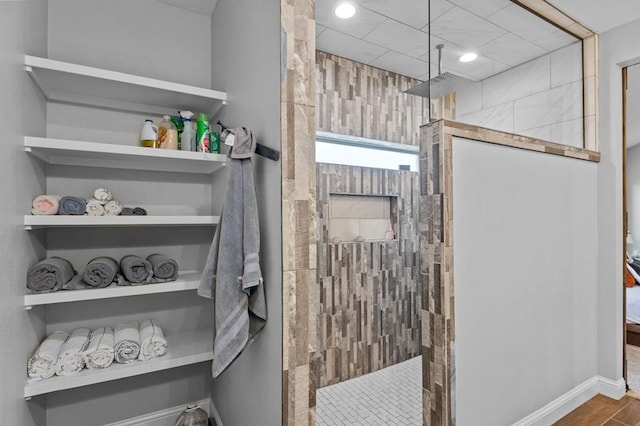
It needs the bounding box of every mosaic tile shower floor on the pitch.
[316,355,422,426]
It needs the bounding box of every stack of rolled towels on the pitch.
[27,320,168,381]
[26,254,179,293]
[31,188,147,216]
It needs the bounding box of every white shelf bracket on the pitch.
[25,305,33,311]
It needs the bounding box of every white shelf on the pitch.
[24,215,219,230]
[25,55,227,116]
[24,271,202,308]
[25,137,227,174]
[24,329,213,398]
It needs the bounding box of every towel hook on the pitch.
[216,121,280,161]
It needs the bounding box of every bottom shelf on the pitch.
[24,329,213,398]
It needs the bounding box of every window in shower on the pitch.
[316,131,419,171]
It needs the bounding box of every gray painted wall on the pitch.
[453,139,598,424]
[597,17,640,382]
[208,0,283,425]
[0,1,48,425]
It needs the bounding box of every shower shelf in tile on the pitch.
[24,55,227,116]
[24,137,227,174]
[24,215,220,230]
[24,271,202,309]
[24,329,213,398]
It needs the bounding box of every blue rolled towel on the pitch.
[133,207,147,216]
[57,196,87,215]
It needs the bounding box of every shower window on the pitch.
[316,131,419,171]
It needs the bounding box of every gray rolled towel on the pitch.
[147,254,179,282]
[57,196,87,215]
[82,257,120,288]
[119,255,153,285]
[27,257,76,293]
[120,207,134,216]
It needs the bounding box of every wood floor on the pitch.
[555,394,640,425]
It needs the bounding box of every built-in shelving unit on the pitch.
[24,329,213,398]
[24,215,219,230]
[25,137,227,174]
[24,55,227,116]
[24,271,202,308]
[23,55,223,402]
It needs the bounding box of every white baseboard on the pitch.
[513,376,626,426]
[103,398,211,426]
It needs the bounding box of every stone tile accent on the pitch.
[281,0,317,425]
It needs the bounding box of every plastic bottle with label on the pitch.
[157,115,178,150]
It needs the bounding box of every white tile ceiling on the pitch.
[315,0,578,81]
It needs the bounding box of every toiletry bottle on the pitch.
[196,113,210,153]
[140,120,158,148]
[157,115,178,150]
[210,131,220,153]
[170,115,183,149]
[181,111,195,152]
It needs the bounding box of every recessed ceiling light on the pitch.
[335,2,356,19]
[459,52,478,63]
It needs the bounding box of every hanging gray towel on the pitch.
[198,127,267,378]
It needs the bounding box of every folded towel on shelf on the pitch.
[198,127,267,378]
[57,196,87,215]
[114,321,141,363]
[147,254,179,282]
[139,319,168,361]
[55,328,91,376]
[84,327,115,369]
[85,199,105,216]
[82,257,121,288]
[32,195,61,215]
[27,331,69,381]
[132,207,147,216]
[120,207,134,216]
[93,188,113,204]
[104,200,123,216]
[27,257,76,293]
[119,255,153,285]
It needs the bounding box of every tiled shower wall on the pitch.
[316,163,421,388]
[456,41,584,148]
[316,51,429,146]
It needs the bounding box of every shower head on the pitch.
[406,44,474,99]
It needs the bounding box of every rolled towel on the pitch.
[139,319,168,361]
[114,321,141,363]
[27,331,69,381]
[120,207,134,216]
[84,327,115,369]
[55,328,91,376]
[147,254,179,282]
[133,207,147,216]
[119,255,153,285]
[93,188,113,204]
[85,199,105,216]
[57,196,87,215]
[104,200,123,216]
[32,195,61,215]
[27,257,76,293]
[82,257,121,288]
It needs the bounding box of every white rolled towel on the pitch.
[84,327,115,369]
[55,328,91,376]
[114,321,141,364]
[104,200,123,216]
[28,331,69,381]
[85,199,105,216]
[93,188,113,204]
[139,320,168,361]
